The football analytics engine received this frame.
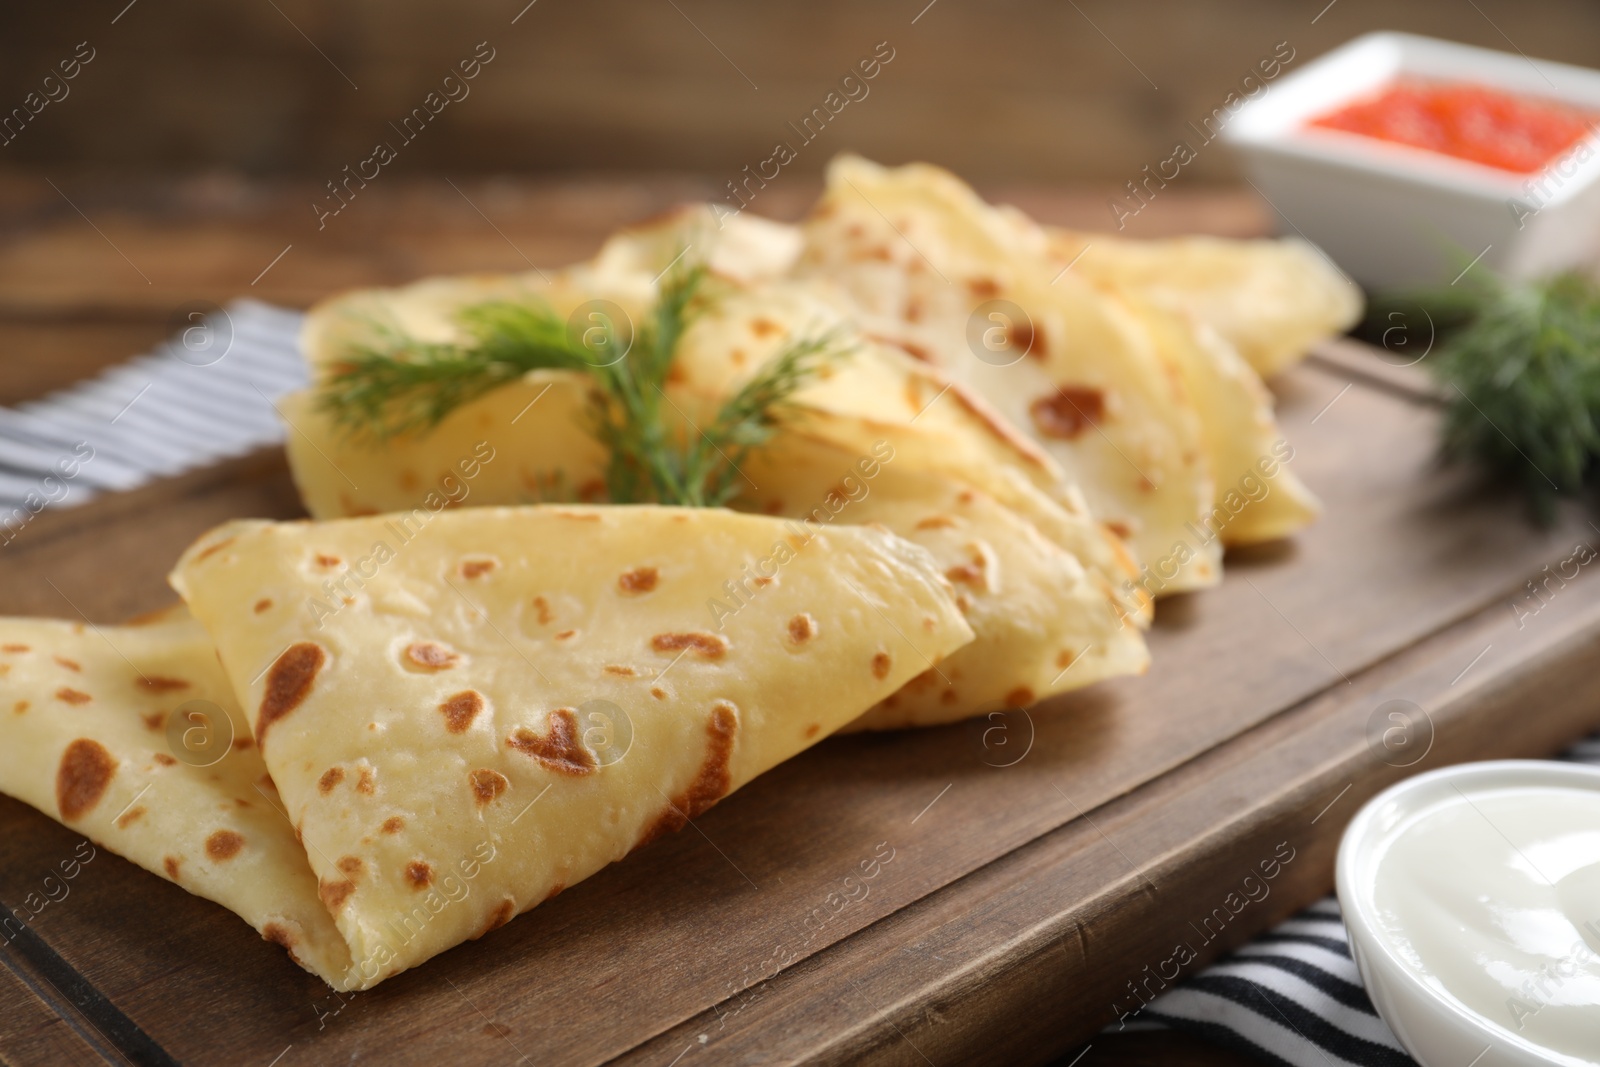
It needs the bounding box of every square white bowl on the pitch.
[1223,32,1600,289]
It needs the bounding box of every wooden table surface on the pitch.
[3,174,1598,1067]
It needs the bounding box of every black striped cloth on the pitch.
[1131,733,1600,1066]
[7,308,1599,1066]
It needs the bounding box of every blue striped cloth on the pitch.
[6,306,1598,1066]
[0,301,306,519]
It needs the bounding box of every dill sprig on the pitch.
[316,263,848,507]
[1374,271,1600,522]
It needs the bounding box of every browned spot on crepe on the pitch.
[1005,687,1035,707]
[787,614,817,645]
[531,596,552,625]
[405,641,459,670]
[253,598,273,614]
[946,563,983,586]
[1029,385,1106,440]
[638,702,738,846]
[56,739,116,820]
[257,642,325,748]
[1006,319,1036,358]
[55,687,91,705]
[650,632,729,659]
[650,686,667,700]
[356,767,376,795]
[232,737,253,751]
[116,805,146,828]
[603,664,636,676]
[507,708,596,776]
[163,856,182,881]
[315,553,342,568]
[318,766,345,794]
[617,566,659,594]
[2,643,29,653]
[473,897,516,939]
[871,652,892,679]
[404,861,434,889]
[13,700,29,714]
[337,855,364,878]
[137,675,189,693]
[1056,649,1077,669]
[262,922,301,964]
[381,816,406,834]
[543,882,565,902]
[195,536,235,561]
[205,830,244,860]
[804,723,821,739]
[53,655,81,672]
[320,878,355,910]
[153,753,177,767]
[469,768,509,805]
[461,559,496,579]
[915,515,957,530]
[439,690,484,734]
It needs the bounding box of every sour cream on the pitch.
[1353,771,1600,1064]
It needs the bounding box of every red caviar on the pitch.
[1308,79,1599,175]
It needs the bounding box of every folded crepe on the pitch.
[1121,298,1320,551]
[0,607,352,979]
[168,505,972,987]
[793,155,1223,592]
[1043,229,1362,379]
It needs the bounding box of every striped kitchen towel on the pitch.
[0,301,307,526]
[1129,733,1600,1067]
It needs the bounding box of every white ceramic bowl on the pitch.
[1224,32,1600,289]
[1337,760,1600,1067]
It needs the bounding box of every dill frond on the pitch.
[1378,270,1600,522]
[314,258,847,507]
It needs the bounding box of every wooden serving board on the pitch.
[3,178,1599,1067]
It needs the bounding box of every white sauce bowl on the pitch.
[1338,760,1600,1067]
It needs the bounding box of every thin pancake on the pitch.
[170,506,972,988]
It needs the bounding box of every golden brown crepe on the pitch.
[169,505,972,987]
[0,607,352,980]
[792,155,1223,592]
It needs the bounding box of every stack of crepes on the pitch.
[0,157,1359,991]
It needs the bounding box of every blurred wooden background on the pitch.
[2,0,1599,188]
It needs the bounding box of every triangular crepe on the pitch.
[794,155,1222,592]
[1043,229,1362,379]
[169,506,972,988]
[1123,299,1320,550]
[0,607,351,981]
